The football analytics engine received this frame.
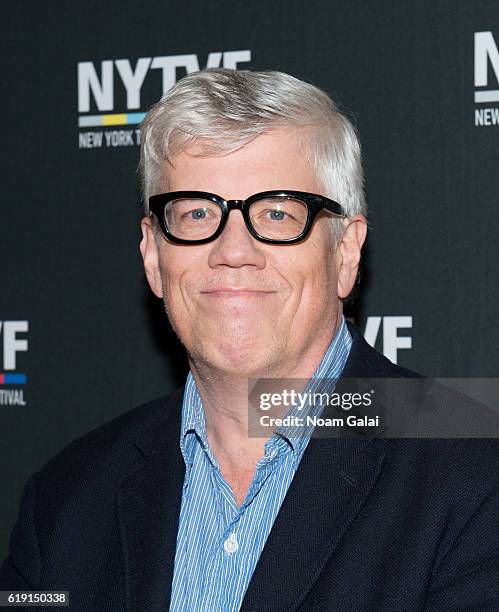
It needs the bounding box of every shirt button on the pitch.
[223,533,239,554]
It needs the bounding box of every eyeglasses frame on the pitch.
[148,189,346,245]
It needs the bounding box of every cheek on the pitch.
[157,249,189,309]
[302,264,337,312]
[158,247,214,323]
[271,250,337,316]
[290,225,337,283]
[293,249,339,315]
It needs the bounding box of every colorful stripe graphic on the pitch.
[0,373,27,385]
[78,112,146,128]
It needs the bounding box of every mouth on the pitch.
[201,288,276,298]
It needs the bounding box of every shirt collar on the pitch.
[180,373,208,447]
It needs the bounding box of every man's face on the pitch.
[141,129,363,377]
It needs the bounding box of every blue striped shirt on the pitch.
[170,317,352,611]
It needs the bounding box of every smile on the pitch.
[201,289,275,298]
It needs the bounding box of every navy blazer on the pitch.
[1,324,498,611]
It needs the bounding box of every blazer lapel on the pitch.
[240,437,385,611]
[117,389,185,612]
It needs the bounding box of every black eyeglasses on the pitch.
[148,190,346,245]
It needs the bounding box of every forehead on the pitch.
[163,128,322,200]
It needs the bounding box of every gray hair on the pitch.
[139,68,366,241]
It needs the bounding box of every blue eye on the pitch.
[269,210,285,220]
[191,208,207,219]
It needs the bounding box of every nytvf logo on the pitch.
[361,316,412,365]
[77,49,251,148]
[0,321,28,405]
[474,31,499,126]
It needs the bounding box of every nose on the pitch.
[207,209,266,270]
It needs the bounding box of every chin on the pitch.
[194,334,281,377]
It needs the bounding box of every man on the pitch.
[1,68,498,611]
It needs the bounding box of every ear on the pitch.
[336,214,368,299]
[140,216,163,298]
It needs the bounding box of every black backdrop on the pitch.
[1,0,498,560]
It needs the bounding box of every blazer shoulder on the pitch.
[33,387,184,490]
[345,324,499,493]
